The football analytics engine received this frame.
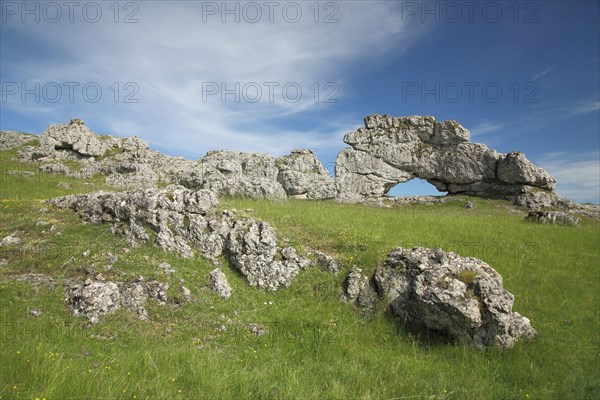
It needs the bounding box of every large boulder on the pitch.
[373,247,536,349]
[336,114,556,200]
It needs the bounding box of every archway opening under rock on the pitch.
[385,178,445,198]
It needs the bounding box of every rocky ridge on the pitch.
[49,185,310,291]
[12,119,335,199]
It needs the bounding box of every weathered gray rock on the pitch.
[49,185,219,256]
[512,190,572,209]
[0,130,37,150]
[526,211,580,226]
[194,150,287,200]
[158,262,175,275]
[314,251,341,275]
[65,275,169,324]
[50,187,306,291]
[209,268,232,299]
[19,119,335,199]
[181,286,192,302]
[276,149,336,199]
[343,267,379,312]
[40,163,71,175]
[336,114,556,201]
[0,235,21,247]
[226,219,300,291]
[373,247,536,349]
[248,323,267,336]
[32,118,117,159]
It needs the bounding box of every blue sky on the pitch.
[1,0,598,203]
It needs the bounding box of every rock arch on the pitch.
[335,114,555,201]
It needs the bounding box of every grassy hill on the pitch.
[1,146,599,399]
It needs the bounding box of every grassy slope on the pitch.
[1,147,599,400]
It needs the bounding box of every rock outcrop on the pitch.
[209,268,233,299]
[65,275,168,324]
[336,114,556,200]
[49,186,309,291]
[368,247,536,349]
[526,210,580,226]
[18,119,335,199]
[0,130,37,150]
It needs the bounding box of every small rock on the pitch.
[158,262,175,275]
[0,235,21,247]
[49,225,58,233]
[36,220,50,227]
[82,250,91,257]
[209,268,232,299]
[465,201,475,209]
[57,182,71,190]
[7,170,35,177]
[181,286,192,302]
[107,252,118,264]
[248,323,266,336]
[29,309,43,318]
[314,251,341,275]
[39,207,49,213]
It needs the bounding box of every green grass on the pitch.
[1,147,599,399]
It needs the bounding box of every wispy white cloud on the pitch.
[1,1,426,158]
[531,66,556,81]
[539,152,600,204]
[571,101,600,115]
[470,120,502,137]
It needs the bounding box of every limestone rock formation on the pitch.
[336,114,556,200]
[0,130,37,150]
[226,219,301,291]
[16,119,335,199]
[526,210,580,226]
[50,186,308,291]
[191,150,287,200]
[210,268,232,299]
[342,267,379,312]
[65,275,168,324]
[372,247,536,349]
[314,251,342,275]
[276,149,337,199]
[49,185,219,258]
